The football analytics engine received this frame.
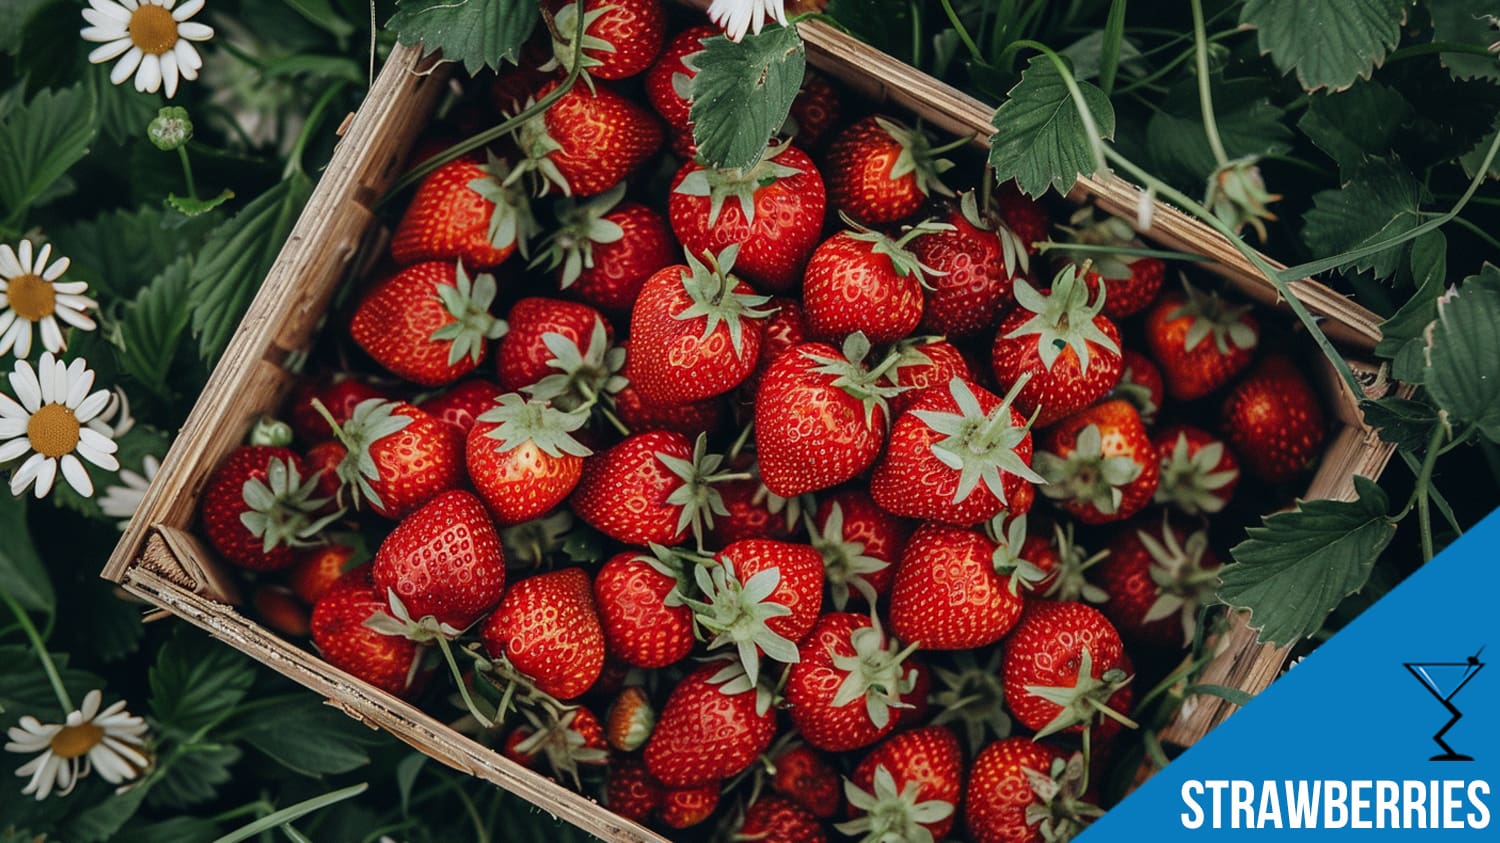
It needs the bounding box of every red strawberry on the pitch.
[786,70,840,150]
[480,567,605,700]
[966,739,1100,843]
[570,431,737,548]
[669,142,826,291]
[370,490,506,632]
[495,298,615,399]
[738,796,828,843]
[351,261,507,387]
[390,154,535,269]
[686,538,824,684]
[303,441,346,513]
[993,181,1050,253]
[508,705,610,785]
[883,338,973,418]
[611,343,726,436]
[770,745,841,819]
[1002,601,1134,737]
[605,686,656,752]
[289,543,355,604]
[659,782,721,829]
[808,489,910,609]
[737,296,809,403]
[1153,424,1240,515]
[896,656,933,727]
[417,379,504,434]
[533,184,676,313]
[1033,400,1159,525]
[200,446,339,571]
[545,0,664,81]
[825,115,959,225]
[870,377,1043,525]
[593,548,696,668]
[1059,209,1167,320]
[310,569,428,698]
[321,399,463,519]
[289,377,389,444]
[913,191,1030,338]
[628,248,772,405]
[604,754,662,823]
[786,612,917,751]
[644,661,778,788]
[644,25,716,134]
[1107,349,1165,425]
[802,223,947,344]
[838,726,963,842]
[511,80,663,197]
[1220,354,1325,483]
[991,265,1123,428]
[466,393,592,525]
[1143,277,1259,400]
[253,585,310,638]
[888,521,1028,650]
[709,464,804,546]
[1096,519,1221,647]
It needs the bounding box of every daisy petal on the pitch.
[160,53,180,98]
[11,319,32,358]
[32,457,57,498]
[0,437,32,461]
[39,317,64,354]
[110,46,143,85]
[175,0,204,20]
[89,0,133,23]
[41,256,70,281]
[136,54,162,93]
[66,364,96,408]
[54,305,97,331]
[84,37,130,62]
[61,454,94,498]
[11,360,41,412]
[75,391,112,423]
[177,21,213,41]
[79,427,119,455]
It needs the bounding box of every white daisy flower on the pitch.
[5,689,151,801]
[707,0,788,42]
[0,352,120,499]
[0,240,97,359]
[97,387,138,438]
[80,0,215,99]
[99,454,160,529]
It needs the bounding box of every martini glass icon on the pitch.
[1404,648,1484,761]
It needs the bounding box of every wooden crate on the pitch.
[103,15,1400,841]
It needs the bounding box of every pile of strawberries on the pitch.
[195,4,1330,841]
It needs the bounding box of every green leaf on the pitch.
[85,60,160,146]
[1431,0,1500,83]
[168,188,237,218]
[282,0,356,41]
[1184,683,1254,706]
[121,256,195,398]
[0,0,54,55]
[0,645,101,728]
[688,25,806,171]
[1424,264,1500,443]
[0,83,98,221]
[1220,476,1396,645]
[149,743,243,810]
[825,0,915,63]
[63,782,149,843]
[149,628,257,737]
[1058,30,1145,84]
[1297,80,1411,173]
[1459,115,1500,182]
[387,0,537,76]
[1240,0,1405,92]
[988,54,1116,198]
[50,205,212,299]
[1376,267,1443,362]
[238,701,379,776]
[67,575,146,662]
[0,495,54,614]
[1301,158,1424,282]
[113,817,223,843]
[1146,82,1292,185]
[396,753,427,817]
[189,173,313,365]
[211,783,369,843]
[1360,396,1438,451]
[1409,228,1448,289]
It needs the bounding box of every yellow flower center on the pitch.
[49,723,104,760]
[6,273,55,321]
[28,403,80,459]
[128,4,179,56]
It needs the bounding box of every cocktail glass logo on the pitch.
[1404,647,1485,762]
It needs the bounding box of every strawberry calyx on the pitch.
[657,433,746,550]
[248,416,293,447]
[807,502,889,610]
[312,398,414,512]
[841,214,956,287]
[704,655,779,717]
[429,262,508,367]
[1108,368,1158,425]
[827,620,919,730]
[467,151,539,257]
[532,182,628,288]
[673,139,805,227]
[960,189,1030,277]
[683,557,798,687]
[1041,523,1109,604]
[523,317,628,412]
[802,331,905,428]
[605,686,656,752]
[1167,275,1257,355]
[540,0,614,81]
[475,392,593,458]
[365,588,464,644]
[929,650,1012,754]
[238,456,342,554]
[872,115,961,200]
[1033,424,1143,517]
[984,512,1048,596]
[1206,156,1281,243]
[911,376,1046,507]
[1154,431,1238,515]
[1136,520,1219,645]
[511,705,610,788]
[1021,753,1105,841]
[836,762,956,843]
[507,96,573,197]
[1005,265,1120,374]
[501,510,577,569]
[675,245,775,359]
[1022,646,1137,739]
[1058,206,1142,280]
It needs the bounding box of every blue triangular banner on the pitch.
[1083,509,1500,838]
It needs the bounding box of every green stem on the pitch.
[1189,0,1229,167]
[436,635,494,729]
[1386,41,1499,63]
[1397,423,1448,520]
[908,0,922,68]
[938,0,984,64]
[284,82,349,179]
[0,588,71,713]
[1036,241,1211,262]
[211,784,369,843]
[1449,215,1500,253]
[1099,0,1127,95]
[1011,41,1108,179]
[177,146,199,200]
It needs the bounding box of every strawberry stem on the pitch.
[436,635,494,729]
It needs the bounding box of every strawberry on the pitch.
[302,440,346,511]
[416,379,504,434]
[604,754,661,823]
[993,181,1050,253]
[1143,277,1258,400]
[1220,354,1326,483]
[593,547,696,668]
[837,726,963,843]
[310,569,428,698]
[709,463,804,546]
[669,142,826,291]
[802,221,950,345]
[496,298,613,397]
[289,543,356,604]
[825,115,959,225]
[685,538,825,684]
[390,154,535,269]
[786,612,917,751]
[1107,349,1164,425]
[320,399,463,519]
[737,796,829,843]
[1033,399,1159,525]
[786,70,840,150]
[913,191,1030,338]
[289,376,389,444]
[770,744,841,819]
[510,79,663,197]
[644,660,778,788]
[351,261,507,387]
[570,431,737,548]
[370,490,506,632]
[507,705,610,785]
[611,343,726,436]
[532,183,676,313]
[808,489,910,609]
[1001,600,1134,737]
[1058,209,1166,320]
[1095,519,1221,647]
[253,585,310,638]
[480,567,605,700]
[965,739,1100,843]
[896,656,933,727]
[544,0,664,81]
[1153,424,1239,515]
[644,25,716,134]
[200,446,340,571]
[883,338,973,418]
[888,521,1029,650]
[466,393,592,525]
[628,247,773,405]
[605,686,656,752]
[737,295,809,403]
[754,334,901,497]
[991,265,1122,428]
[660,782,721,829]
[870,377,1043,525]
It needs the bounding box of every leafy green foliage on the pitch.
[1220,477,1396,645]
[238,701,380,776]
[0,0,51,55]
[1146,80,1292,185]
[0,646,101,728]
[688,25,807,171]
[1430,0,1500,83]
[1301,159,1425,282]
[1361,397,1439,452]
[0,84,98,223]
[1297,80,1411,173]
[1240,0,1405,92]
[388,0,537,75]
[0,496,54,613]
[50,205,210,299]
[120,257,195,399]
[988,54,1115,197]
[149,629,258,738]
[1460,117,1500,181]
[1425,265,1500,443]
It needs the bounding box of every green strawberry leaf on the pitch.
[1301,158,1424,282]
[167,187,236,218]
[1219,476,1396,646]
[1360,396,1439,452]
[988,54,1115,198]
[1424,264,1500,444]
[688,24,807,171]
[1375,234,1447,364]
[148,627,257,737]
[1297,80,1412,174]
[238,700,381,776]
[388,0,538,76]
[1146,80,1292,185]
[1239,0,1405,92]
[0,496,53,614]
[50,204,217,300]
[1459,115,1500,182]
[0,83,98,222]
[1430,0,1500,83]
[120,256,195,399]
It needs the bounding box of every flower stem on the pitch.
[1189,0,1230,167]
[436,635,494,729]
[938,0,984,64]
[0,588,72,713]
[284,82,350,180]
[177,146,198,201]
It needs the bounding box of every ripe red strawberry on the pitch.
[993,181,1050,253]
[253,585,310,638]
[302,441,346,512]
[738,296,809,403]
[786,612,917,751]
[495,298,613,397]
[593,548,696,668]
[896,656,933,727]
[604,754,662,823]
[838,726,963,842]
[754,335,901,497]
[644,660,778,787]
[322,399,463,519]
[545,0,664,81]
[289,377,389,444]
[1002,600,1134,737]
[1059,209,1168,320]
[311,569,428,698]
[1033,400,1159,525]
[802,223,947,344]
[466,393,592,525]
[770,744,841,819]
[888,521,1028,650]
[611,342,726,435]
[1096,519,1221,647]
[659,782,721,829]
[686,538,825,684]
[289,543,355,604]
[1143,277,1259,400]
[417,379,504,434]
[200,446,339,571]
[1220,354,1325,483]
[913,191,1030,338]
[533,184,676,313]
[390,154,535,269]
[966,738,1100,843]
[644,25,716,134]
[570,431,736,548]
[370,490,506,632]
[991,266,1123,428]
[669,142,826,291]
[883,338,973,418]
[870,378,1043,525]
[605,686,656,752]
[787,70,840,150]
[825,115,959,225]
[481,567,605,700]
[1107,348,1165,425]
[1153,424,1240,515]
[809,489,910,609]
[738,796,829,843]
[351,261,507,387]
[511,79,663,197]
[628,248,772,405]
[709,463,803,546]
